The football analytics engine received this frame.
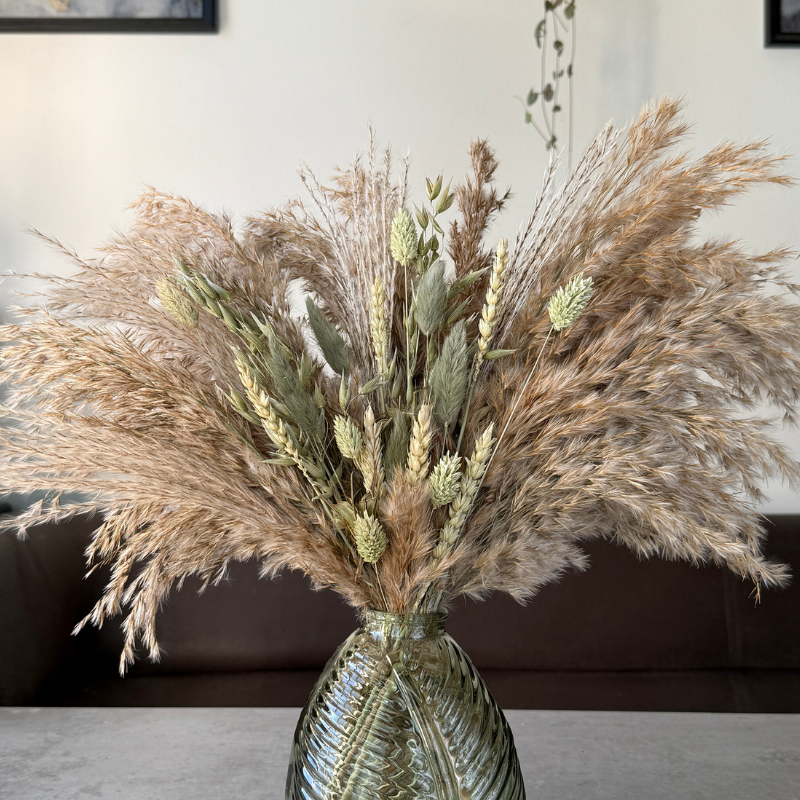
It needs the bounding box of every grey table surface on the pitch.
[1,708,798,800]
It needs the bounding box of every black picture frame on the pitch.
[0,1,216,33]
[766,0,800,46]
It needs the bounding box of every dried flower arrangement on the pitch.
[1,98,799,677]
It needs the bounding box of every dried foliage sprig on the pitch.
[2,98,799,672]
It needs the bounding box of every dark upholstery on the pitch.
[1,513,798,711]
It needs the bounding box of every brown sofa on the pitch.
[1,513,798,711]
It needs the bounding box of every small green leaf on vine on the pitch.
[535,19,546,47]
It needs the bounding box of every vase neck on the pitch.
[362,609,447,641]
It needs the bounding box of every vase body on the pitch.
[285,609,525,800]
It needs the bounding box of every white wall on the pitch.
[1,0,799,511]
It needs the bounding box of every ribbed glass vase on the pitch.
[285,609,525,799]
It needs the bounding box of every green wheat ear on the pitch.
[353,511,387,563]
[156,277,198,328]
[429,454,462,508]
[390,208,418,267]
[548,273,593,331]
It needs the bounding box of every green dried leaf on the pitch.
[298,353,314,390]
[445,296,471,326]
[415,260,448,337]
[338,374,351,410]
[435,185,454,214]
[359,374,383,395]
[263,456,298,466]
[554,39,564,55]
[448,267,488,299]
[384,411,409,478]
[426,175,443,201]
[261,345,321,442]
[565,2,575,20]
[483,348,517,360]
[429,320,468,429]
[526,89,539,106]
[305,297,352,375]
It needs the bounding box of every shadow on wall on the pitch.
[593,0,660,119]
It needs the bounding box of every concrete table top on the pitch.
[1,707,798,799]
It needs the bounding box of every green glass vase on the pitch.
[285,609,525,799]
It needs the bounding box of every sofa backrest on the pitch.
[1,514,798,699]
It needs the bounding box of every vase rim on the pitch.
[363,607,448,620]
[362,608,447,639]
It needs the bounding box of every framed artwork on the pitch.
[0,0,217,32]
[766,0,800,46]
